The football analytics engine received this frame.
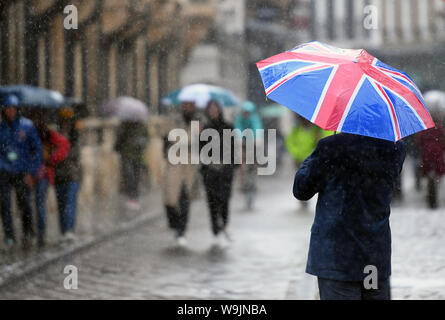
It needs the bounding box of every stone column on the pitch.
[73,41,84,99]
[135,36,147,102]
[418,0,431,42]
[37,36,47,87]
[334,0,346,41]
[353,0,366,45]
[84,21,100,114]
[400,0,413,43]
[384,0,397,43]
[49,14,66,92]
[433,0,445,41]
[149,52,159,113]
[313,0,328,41]
[15,0,26,84]
[7,3,17,84]
[108,42,118,98]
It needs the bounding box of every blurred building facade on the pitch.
[213,0,445,105]
[308,0,445,91]
[0,0,216,114]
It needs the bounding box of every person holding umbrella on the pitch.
[113,98,150,210]
[0,95,43,249]
[257,42,435,300]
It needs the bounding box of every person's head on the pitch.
[1,95,20,122]
[28,109,48,134]
[241,101,256,119]
[206,100,223,122]
[58,107,76,128]
[181,101,196,120]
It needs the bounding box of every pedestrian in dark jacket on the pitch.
[415,124,445,209]
[115,120,149,210]
[0,95,43,249]
[293,133,406,300]
[200,100,236,246]
[55,108,83,241]
[28,110,70,247]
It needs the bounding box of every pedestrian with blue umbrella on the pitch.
[257,42,434,300]
[0,95,43,250]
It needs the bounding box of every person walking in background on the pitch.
[162,101,203,247]
[114,120,149,210]
[55,108,83,242]
[200,100,237,247]
[233,101,263,210]
[0,95,42,250]
[293,133,405,300]
[29,110,70,247]
[416,123,445,209]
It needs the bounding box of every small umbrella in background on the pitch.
[260,104,288,118]
[256,41,435,142]
[0,85,65,108]
[161,89,181,107]
[423,90,445,122]
[102,96,149,122]
[162,84,239,109]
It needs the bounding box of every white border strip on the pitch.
[310,65,339,123]
[336,75,367,132]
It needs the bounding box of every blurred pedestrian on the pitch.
[29,110,70,247]
[162,101,203,247]
[286,116,332,209]
[114,120,149,210]
[233,101,263,210]
[293,133,406,300]
[55,108,83,241]
[416,124,445,209]
[0,95,42,249]
[200,100,236,246]
[286,116,332,168]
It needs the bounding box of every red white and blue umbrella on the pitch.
[256,41,435,141]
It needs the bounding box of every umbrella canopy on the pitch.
[424,90,445,115]
[256,41,435,141]
[161,89,181,107]
[260,104,288,118]
[103,96,149,122]
[0,85,65,108]
[163,84,239,109]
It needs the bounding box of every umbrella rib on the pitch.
[364,64,433,128]
[336,75,367,132]
[265,64,333,95]
[370,79,401,141]
[310,65,339,124]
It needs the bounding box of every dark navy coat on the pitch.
[293,133,406,281]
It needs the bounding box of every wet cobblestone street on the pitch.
[0,172,316,300]
[0,164,444,300]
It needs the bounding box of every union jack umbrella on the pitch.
[256,41,435,141]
